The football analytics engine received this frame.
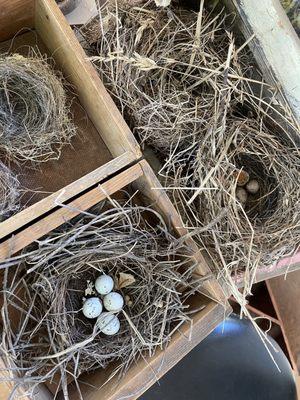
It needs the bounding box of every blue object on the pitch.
[141,314,297,400]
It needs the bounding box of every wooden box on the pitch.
[0,159,229,399]
[0,0,141,252]
[0,3,229,398]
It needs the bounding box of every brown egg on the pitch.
[233,169,250,186]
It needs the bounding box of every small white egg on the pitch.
[96,312,120,335]
[95,274,114,295]
[246,179,260,194]
[82,297,103,319]
[236,187,248,205]
[103,292,124,312]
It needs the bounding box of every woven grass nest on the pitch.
[1,199,210,397]
[167,118,300,294]
[0,53,76,163]
[81,0,255,152]
[0,161,20,220]
[81,1,300,297]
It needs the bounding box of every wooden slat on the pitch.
[35,0,142,159]
[225,0,300,124]
[0,164,143,261]
[0,152,135,240]
[0,0,34,41]
[267,271,300,374]
[0,0,141,242]
[234,251,300,288]
[66,300,229,400]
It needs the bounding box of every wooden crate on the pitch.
[0,159,229,399]
[0,0,141,250]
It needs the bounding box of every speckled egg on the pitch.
[96,312,120,335]
[103,292,124,312]
[95,274,114,295]
[82,297,103,319]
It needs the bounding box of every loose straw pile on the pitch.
[0,161,20,220]
[0,53,76,163]
[82,1,300,295]
[1,198,209,398]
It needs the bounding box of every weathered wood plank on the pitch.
[225,0,300,123]
[134,160,226,303]
[0,164,143,260]
[0,0,34,41]
[0,152,136,240]
[267,270,300,374]
[234,251,300,288]
[66,301,230,400]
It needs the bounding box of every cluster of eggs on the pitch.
[82,275,124,336]
[235,170,260,206]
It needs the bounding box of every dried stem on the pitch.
[0,161,20,221]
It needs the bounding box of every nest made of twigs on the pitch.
[0,52,76,163]
[1,198,210,398]
[0,161,20,220]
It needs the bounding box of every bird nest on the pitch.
[166,118,300,293]
[0,161,20,220]
[80,1,300,297]
[1,199,210,398]
[0,52,76,163]
[80,1,256,153]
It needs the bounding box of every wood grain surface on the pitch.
[35,0,141,159]
[0,152,135,240]
[225,0,300,125]
[235,251,300,288]
[267,271,300,374]
[0,163,143,260]
[0,0,34,41]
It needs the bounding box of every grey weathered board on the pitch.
[224,0,300,124]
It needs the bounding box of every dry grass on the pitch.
[80,0,300,298]
[0,161,20,221]
[165,118,300,295]
[0,52,76,164]
[0,196,210,398]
